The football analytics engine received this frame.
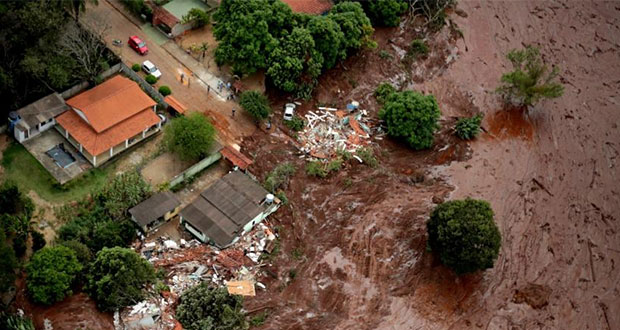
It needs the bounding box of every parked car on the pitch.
[142,60,162,79]
[283,103,295,121]
[128,35,148,55]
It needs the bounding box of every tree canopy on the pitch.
[0,1,114,122]
[378,90,441,150]
[26,246,82,305]
[366,0,408,27]
[328,1,376,54]
[176,283,247,330]
[213,0,374,94]
[86,247,156,312]
[164,112,216,161]
[267,27,323,93]
[55,172,147,254]
[0,232,17,294]
[496,46,564,106]
[239,91,271,120]
[427,199,501,274]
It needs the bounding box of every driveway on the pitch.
[82,0,256,145]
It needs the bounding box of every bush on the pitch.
[86,247,156,312]
[496,46,564,106]
[176,283,247,330]
[455,115,482,140]
[367,0,408,27]
[374,82,396,105]
[284,116,305,132]
[408,39,429,58]
[306,161,327,178]
[95,171,151,220]
[131,63,141,72]
[26,246,82,305]
[145,74,157,84]
[182,8,210,29]
[0,232,17,293]
[164,113,216,161]
[250,311,268,327]
[58,240,92,267]
[30,230,46,252]
[263,163,296,193]
[355,147,378,168]
[427,199,501,274]
[239,91,271,121]
[159,85,172,96]
[378,90,440,150]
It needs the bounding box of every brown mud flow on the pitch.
[241,0,620,329]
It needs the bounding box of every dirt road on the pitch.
[82,0,256,145]
[240,1,620,329]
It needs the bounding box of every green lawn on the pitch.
[1,142,114,204]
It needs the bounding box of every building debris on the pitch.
[120,222,279,329]
[226,280,256,296]
[297,102,382,160]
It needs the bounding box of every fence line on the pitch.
[169,152,222,188]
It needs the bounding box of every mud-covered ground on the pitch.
[242,1,620,329]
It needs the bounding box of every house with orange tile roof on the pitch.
[55,75,164,167]
[281,0,333,15]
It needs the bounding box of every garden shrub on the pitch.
[159,85,172,96]
[455,115,482,140]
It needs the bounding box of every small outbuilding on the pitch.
[129,192,181,233]
[180,170,280,248]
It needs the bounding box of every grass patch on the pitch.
[1,143,114,203]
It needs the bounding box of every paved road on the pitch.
[83,0,256,145]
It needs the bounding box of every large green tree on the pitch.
[427,199,501,274]
[307,16,346,70]
[378,90,441,150]
[496,46,564,106]
[267,27,323,93]
[176,283,247,330]
[164,112,216,161]
[213,0,289,74]
[328,1,376,54]
[26,246,82,305]
[86,247,156,312]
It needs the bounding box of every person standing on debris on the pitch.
[180,73,185,84]
[207,84,211,94]
[226,82,231,90]
[232,108,236,117]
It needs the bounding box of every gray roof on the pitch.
[129,192,181,226]
[16,93,68,130]
[181,171,269,247]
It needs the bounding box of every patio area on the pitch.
[22,128,91,184]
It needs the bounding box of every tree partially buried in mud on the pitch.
[427,199,501,275]
[176,283,247,330]
[86,247,155,312]
[378,88,441,150]
[496,46,564,106]
[26,246,82,305]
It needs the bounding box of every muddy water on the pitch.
[241,0,620,329]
